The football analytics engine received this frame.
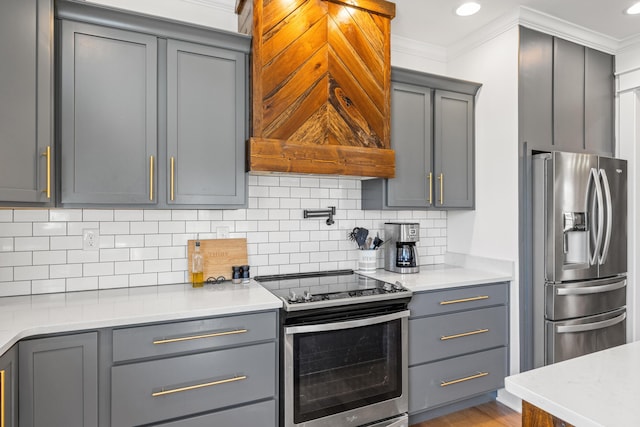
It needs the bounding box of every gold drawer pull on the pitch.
[440,371,488,387]
[170,156,175,201]
[41,146,51,199]
[149,155,154,201]
[428,172,433,204]
[152,375,247,397]
[153,329,248,345]
[439,295,489,305]
[441,328,489,341]
[1,369,5,427]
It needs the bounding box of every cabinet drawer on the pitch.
[111,342,276,427]
[409,347,507,414]
[155,399,276,426]
[409,305,507,365]
[112,311,276,362]
[409,282,508,316]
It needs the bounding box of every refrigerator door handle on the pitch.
[598,168,613,265]
[587,168,604,266]
[556,312,626,334]
[555,279,626,296]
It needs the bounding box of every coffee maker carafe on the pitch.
[384,223,420,274]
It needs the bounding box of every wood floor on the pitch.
[411,402,522,427]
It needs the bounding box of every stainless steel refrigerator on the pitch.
[532,151,627,368]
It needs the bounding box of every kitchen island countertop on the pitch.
[505,340,640,427]
[0,281,281,355]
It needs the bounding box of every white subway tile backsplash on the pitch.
[32,278,66,294]
[67,277,98,292]
[14,237,49,251]
[83,209,114,222]
[0,223,32,237]
[14,265,49,281]
[0,179,447,295]
[14,210,49,222]
[33,250,67,265]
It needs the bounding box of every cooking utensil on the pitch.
[348,227,369,249]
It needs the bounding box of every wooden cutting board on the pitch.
[187,238,248,281]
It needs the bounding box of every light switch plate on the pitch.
[216,226,230,238]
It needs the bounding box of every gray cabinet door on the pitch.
[0,0,53,205]
[518,26,553,151]
[1,346,18,427]
[584,47,614,156]
[166,40,246,206]
[59,21,158,205]
[385,82,432,208]
[553,37,585,152]
[434,90,474,209]
[19,332,98,427]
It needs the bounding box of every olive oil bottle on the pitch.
[191,241,204,287]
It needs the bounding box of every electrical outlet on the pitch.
[83,229,100,251]
[216,226,230,238]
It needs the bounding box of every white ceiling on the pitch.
[392,0,640,48]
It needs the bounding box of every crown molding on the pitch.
[181,0,235,13]
[517,6,618,54]
[390,34,447,65]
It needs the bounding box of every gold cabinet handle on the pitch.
[428,172,433,204]
[439,295,489,305]
[152,329,248,345]
[41,146,51,199]
[170,156,175,201]
[438,172,444,205]
[152,375,247,397]
[441,328,489,341]
[441,372,488,387]
[149,155,154,201]
[1,369,5,427]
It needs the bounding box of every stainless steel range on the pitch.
[254,270,411,427]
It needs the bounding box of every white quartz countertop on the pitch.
[357,264,513,292]
[0,281,281,355]
[505,341,640,426]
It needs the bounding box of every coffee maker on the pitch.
[384,222,420,274]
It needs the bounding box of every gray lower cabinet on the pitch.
[111,311,278,427]
[166,40,246,207]
[56,0,249,208]
[407,282,509,420]
[1,345,18,427]
[362,67,480,210]
[0,0,54,205]
[519,26,614,156]
[18,332,98,427]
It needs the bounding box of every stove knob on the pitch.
[303,290,312,301]
[288,290,298,303]
[393,281,404,290]
[383,282,394,292]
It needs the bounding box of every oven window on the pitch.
[293,318,402,423]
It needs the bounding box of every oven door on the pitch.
[284,310,409,427]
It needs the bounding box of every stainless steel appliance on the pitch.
[254,270,411,427]
[384,223,420,274]
[532,151,627,368]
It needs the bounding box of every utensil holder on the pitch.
[358,250,377,272]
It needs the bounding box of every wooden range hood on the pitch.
[236,0,396,178]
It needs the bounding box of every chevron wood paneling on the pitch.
[237,0,396,178]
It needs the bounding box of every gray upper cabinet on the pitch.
[0,0,54,206]
[59,21,158,205]
[519,26,614,156]
[19,332,98,427]
[362,68,480,210]
[56,0,250,208]
[166,40,246,207]
[434,90,474,209]
[1,346,18,427]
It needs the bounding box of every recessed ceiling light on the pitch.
[456,2,481,17]
[625,2,640,14]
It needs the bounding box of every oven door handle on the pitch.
[285,310,410,335]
